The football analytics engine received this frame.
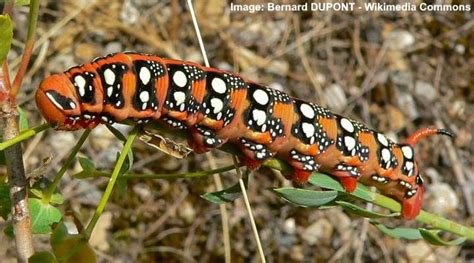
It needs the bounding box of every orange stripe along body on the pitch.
[36,52,451,220]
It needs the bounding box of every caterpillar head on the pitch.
[36,74,83,130]
[399,128,453,220]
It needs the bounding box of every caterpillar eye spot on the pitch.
[45,90,76,110]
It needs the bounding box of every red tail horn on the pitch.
[404,128,453,147]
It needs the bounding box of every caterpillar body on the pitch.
[36,52,451,220]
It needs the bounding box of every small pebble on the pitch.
[406,240,435,262]
[387,30,415,51]
[397,92,419,120]
[302,218,333,245]
[391,71,414,89]
[324,84,347,113]
[414,81,436,102]
[283,218,296,234]
[425,182,459,215]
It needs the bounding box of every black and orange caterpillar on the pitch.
[35,52,452,220]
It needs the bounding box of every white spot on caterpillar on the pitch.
[139,91,149,102]
[210,98,223,114]
[340,118,354,133]
[302,122,315,138]
[300,103,315,119]
[173,91,186,105]
[344,136,356,151]
[377,133,389,147]
[211,77,226,94]
[104,68,115,85]
[253,89,269,105]
[173,70,187,87]
[74,75,86,97]
[405,161,414,171]
[46,92,64,110]
[402,146,413,159]
[107,86,113,97]
[381,148,391,162]
[139,66,151,85]
[252,109,266,126]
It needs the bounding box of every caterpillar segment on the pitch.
[36,52,452,220]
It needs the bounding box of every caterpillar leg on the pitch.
[189,126,225,153]
[401,185,424,220]
[284,149,321,184]
[331,164,361,192]
[238,138,274,170]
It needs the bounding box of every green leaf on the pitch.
[201,169,250,204]
[30,178,64,205]
[73,157,96,179]
[79,157,95,172]
[116,178,128,198]
[125,148,134,174]
[370,221,422,240]
[112,144,133,197]
[4,223,14,238]
[17,106,29,131]
[117,149,133,176]
[0,15,13,64]
[274,188,338,207]
[0,135,5,164]
[105,124,127,142]
[336,201,400,218]
[49,193,64,205]
[0,180,11,219]
[309,173,344,191]
[0,151,5,165]
[15,0,31,6]
[29,198,62,234]
[418,228,466,246]
[201,181,243,204]
[50,221,96,263]
[29,251,58,263]
[51,221,97,263]
[308,173,374,202]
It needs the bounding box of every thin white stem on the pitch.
[206,153,232,263]
[232,156,266,263]
[186,0,266,261]
[239,180,266,261]
[186,0,210,67]
[185,1,237,262]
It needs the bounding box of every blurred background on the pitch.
[1,0,473,261]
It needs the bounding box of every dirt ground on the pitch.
[1,0,473,262]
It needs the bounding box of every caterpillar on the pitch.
[35,52,452,220]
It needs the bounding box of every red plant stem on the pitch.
[2,61,11,89]
[10,0,40,99]
[10,41,34,99]
[0,64,10,102]
[2,0,14,15]
[1,1,14,102]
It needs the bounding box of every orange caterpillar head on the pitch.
[35,74,83,130]
[398,128,453,220]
